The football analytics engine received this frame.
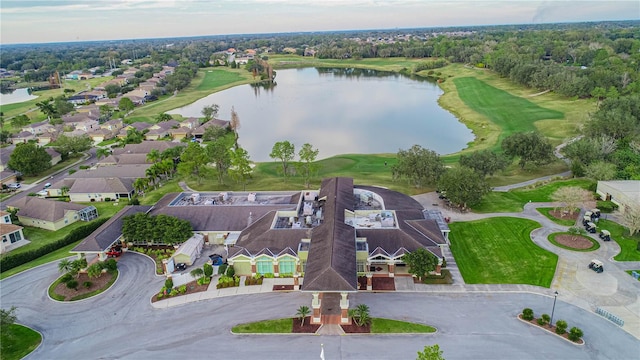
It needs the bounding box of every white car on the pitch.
[44,182,52,188]
[36,190,49,197]
[8,183,21,189]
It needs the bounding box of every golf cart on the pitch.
[584,211,593,220]
[590,208,601,219]
[599,229,611,241]
[585,222,597,233]
[582,215,592,226]
[588,259,604,273]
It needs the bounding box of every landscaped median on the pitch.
[231,317,436,335]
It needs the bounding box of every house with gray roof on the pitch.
[112,141,182,156]
[7,197,98,231]
[192,119,231,139]
[47,165,149,201]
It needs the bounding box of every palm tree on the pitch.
[296,305,311,326]
[87,263,103,279]
[145,166,159,189]
[58,259,73,274]
[351,304,371,327]
[96,147,111,160]
[60,186,70,197]
[35,98,56,120]
[147,149,161,164]
[133,178,149,195]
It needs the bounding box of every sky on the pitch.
[1,0,638,44]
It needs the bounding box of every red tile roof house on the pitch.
[0,209,27,254]
[148,177,449,325]
[6,197,98,231]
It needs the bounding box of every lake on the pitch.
[0,88,38,106]
[168,68,473,162]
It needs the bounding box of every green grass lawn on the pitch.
[196,69,246,91]
[448,217,557,287]
[454,77,564,149]
[0,324,42,360]
[596,219,640,261]
[473,178,595,213]
[370,318,436,333]
[232,318,292,333]
[625,270,640,281]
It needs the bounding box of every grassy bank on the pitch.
[0,324,41,360]
[597,219,640,261]
[449,217,557,287]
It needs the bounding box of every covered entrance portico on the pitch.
[310,292,353,325]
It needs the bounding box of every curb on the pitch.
[516,315,584,346]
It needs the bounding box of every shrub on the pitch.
[179,285,187,294]
[60,273,73,284]
[83,281,93,289]
[79,165,90,170]
[0,218,108,272]
[165,278,173,290]
[66,280,78,289]
[218,263,228,275]
[203,263,213,277]
[225,265,235,278]
[157,292,164,299]
[568,327,583,342]
[103,258,118,272]
[541,313,550,324]
[169,288,178,297]
[104,197,111,202]
[596,200,618,213]
[263,273,275,278]
[129,197,140,205]
[555,320,568,334]
[68,169,77,175]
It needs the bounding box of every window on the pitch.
[301,260,307,273]
[8,232,21,244]
[3,216,10,223]
[256,259,273,274]
[357,261,367,273]
[279,259,296,274]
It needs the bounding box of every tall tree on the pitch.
[206,137,232,185]
[96,147,111,160]
[229,106,241,148]
[296,305,311,326]
[297,143,320,189]
[146,149,161,164]
[201,104,219,121]
[502,131,555,169]
[177,142,208,184]
[402,248,438,281]
[585,161,617,181]
[459,150,509,177]
[10,114,30,128]
[155,113,173,122]
[229,146,252,189]
[270,141,296,179]
[52,134,92,159]
[118,97,135,112]
[550,186,592,216]
[8,142,52,176]
[620,204,640,236]
[392,145,444,188]
[437,166,490,209]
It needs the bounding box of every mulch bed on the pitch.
[54,272,114,301]
[549,209,580,221]
[518,314,584,344]
[341,323,371,333]
[357,276,396,290]
[554,234,594,250]
[151,279,210,303]
[273,285,295,291]
[292,317,321,333]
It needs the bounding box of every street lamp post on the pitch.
[549,291,558,328]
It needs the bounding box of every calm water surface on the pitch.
[168,68,473,161]
[0,88,38,105]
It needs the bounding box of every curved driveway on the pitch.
[1,252,639,359]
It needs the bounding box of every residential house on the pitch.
[139,81,157,93]
[99,119,124,132]
[45,148,62,166]
[37,131,58,145]
[191,119,230,139]
[88,128,114,143]
[126,89,149,99]
[168,117,200,140]
[67,177,136,203]
[12,131,36,144]
[144,120,179,140]
[66,94,101,106]
[122,94,145,106]
[0,145,15,171]
[76,104,100,114]
[94,98,120,107]
[0,210,27,254]
[0,171,19,187]
[97,153,149,167]
[22,120,54,135]
[112,140,183,156]
[7,197,98,231]
[61,112,100,131]
[117,122,153,139]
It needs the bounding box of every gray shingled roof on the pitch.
[72,206,152,252]
[192,119,230,136]
[66,165,150,179]
[302,177,358,292]
[70,177,134,194]
[10,197,89,222]
[149,193,300,232]
[229,210,309,257]
[112,141,182,156]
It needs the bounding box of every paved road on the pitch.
[2,252,639,360]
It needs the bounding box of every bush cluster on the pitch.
[521,308,583,342]
[216,275,239,288]
[596,200,618,213]
[244,275,264,286]
[0,218,108,272]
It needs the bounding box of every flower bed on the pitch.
[518,314,584,345]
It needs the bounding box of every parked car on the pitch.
[208,254,225,266]
[44,182,52,188]
[36,190,48,197]
[588,259,604,273]
[106,245,123,257]
[8,183,21,189]
[175,263,187,271]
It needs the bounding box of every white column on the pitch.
[340,292,350,324]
